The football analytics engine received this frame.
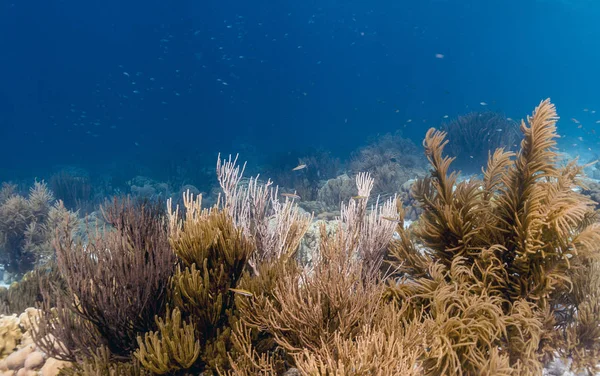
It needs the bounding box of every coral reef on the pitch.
[15,101,600,375]
[440,111,520,174]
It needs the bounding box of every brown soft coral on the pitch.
[387,99,600,374]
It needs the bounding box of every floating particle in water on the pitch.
[480,102,488,106]
[435,53,444,59]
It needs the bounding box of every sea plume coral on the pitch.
[386,99,600,374]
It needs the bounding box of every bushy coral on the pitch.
[440,111,520,174]
[386,99,600,374]
[0,182,77,276]
[33,198,175,362]
[350,131,427,196]
[49,170,94,212]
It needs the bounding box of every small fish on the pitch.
[443,115,449,118]
[480,102,488,106]
[496,128,503,132]
[578,137,584,141]
[381,216,401,223]
[572,118,580,124]
[292,164,307,171]
[229,288,253,297]
[281,193,301,199]
[507,117,513,121]
[435,53,444,59]
[352,195,368,200]
[584,108,589,112]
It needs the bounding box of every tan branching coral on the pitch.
[134,307,200,374]
[166,193,255,372]
[293,303,425,376]
[386,99,600,374]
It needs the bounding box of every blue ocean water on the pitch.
[1,0,600,188]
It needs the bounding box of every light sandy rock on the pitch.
[16,369,36,376]
[17,309,38,333]
[24,351,45,370]
[5,344,34,370]
[40,358,70,376]
[0,370,14,376]
[16,337,32,349]
[0,360,7,371]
